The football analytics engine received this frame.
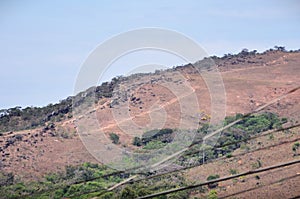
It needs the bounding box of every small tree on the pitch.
[132,137,142,146]
[99,192,114,199]
[109,133,119,144]
[229,169,238,175]
[208,190,218,199]
[240,48,249,55]
[274,46,286,52]
[292,142,300,156]
[252,159,262,169]
[120,187,137,198]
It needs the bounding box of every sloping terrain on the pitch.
[186,126,300,198]
[0,49,299,198]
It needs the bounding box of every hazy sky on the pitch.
[0,0,299,109]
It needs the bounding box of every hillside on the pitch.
[0,48,300,199]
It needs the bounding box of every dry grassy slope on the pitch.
[93,51,299,143]
[186,126,300,199]
[0,51,299,183]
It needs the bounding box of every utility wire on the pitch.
[184,123,300,157]
[70,128,300,198]
[137,159,300,199]
[22,165,142,198]
[23,86,300,198]
[132,135,300,184]
[30,121,300,198]
[104,85,300,191]
[220,173,300,199]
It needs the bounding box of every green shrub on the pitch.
[120,187,137,199]
[197,123,210,134]
[207,174,220,181]
[168,190,189,199]
[141,128,173,144]
[45,173,61,184]
[235,112,282,133]
[252,159,262,169]
[208,190,218,199]
[136,188,152,196]
[226,153,232,158]
[132,137,142,146]
[207,174,220,189]
[143,140,167,150]
[292,142,300,155]
[229,169,238,175]
[99,192,115,199]
[109,133,119,144]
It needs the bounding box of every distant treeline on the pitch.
[0,77,120,132]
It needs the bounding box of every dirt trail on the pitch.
[99,77,197,132]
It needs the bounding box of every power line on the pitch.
[289,195,300,199]
[201,85,300,142]
[132,135,300,184]
[69,85,300,190]
[105,122,299,191]
[21,165,142,198]
[220,173,300,199]
[137,159,300,199]
[70,128,300,198]
[184,123,300,157]
[52,85,300,197]
[37,123,300,198]
[23,86,300,197]
[109,124,300,186]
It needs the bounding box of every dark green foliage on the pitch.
[99,192,114,199]
[0,164,190,199]
[269,133,275,140]
[136,187,152,196]
[0,163,121,199]
[292,142,300,152]
[45,173,61,184]
[197,123,210,135]
[143,140,167,150]
[0,78,121,133]
[141,128,174,145]
[168,191,190,199]
[132,128,174,150]
[0,112,288,198]
[207,175,220,189]
[132,128,174,149]
[179,112,285,168]
[281,117,288,124]
[234,112,282,133]
[229,169,238,175]
[109,133,119,144]
[251,159,262,169]
[120,173,189,199]
[207,190,218,199]
[226,153,232,158]
[132,137,142,146]
[120,187,137,199]
[0,100,72,132]
[207,174,220,181]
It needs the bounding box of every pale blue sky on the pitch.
[0,0,299,109]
